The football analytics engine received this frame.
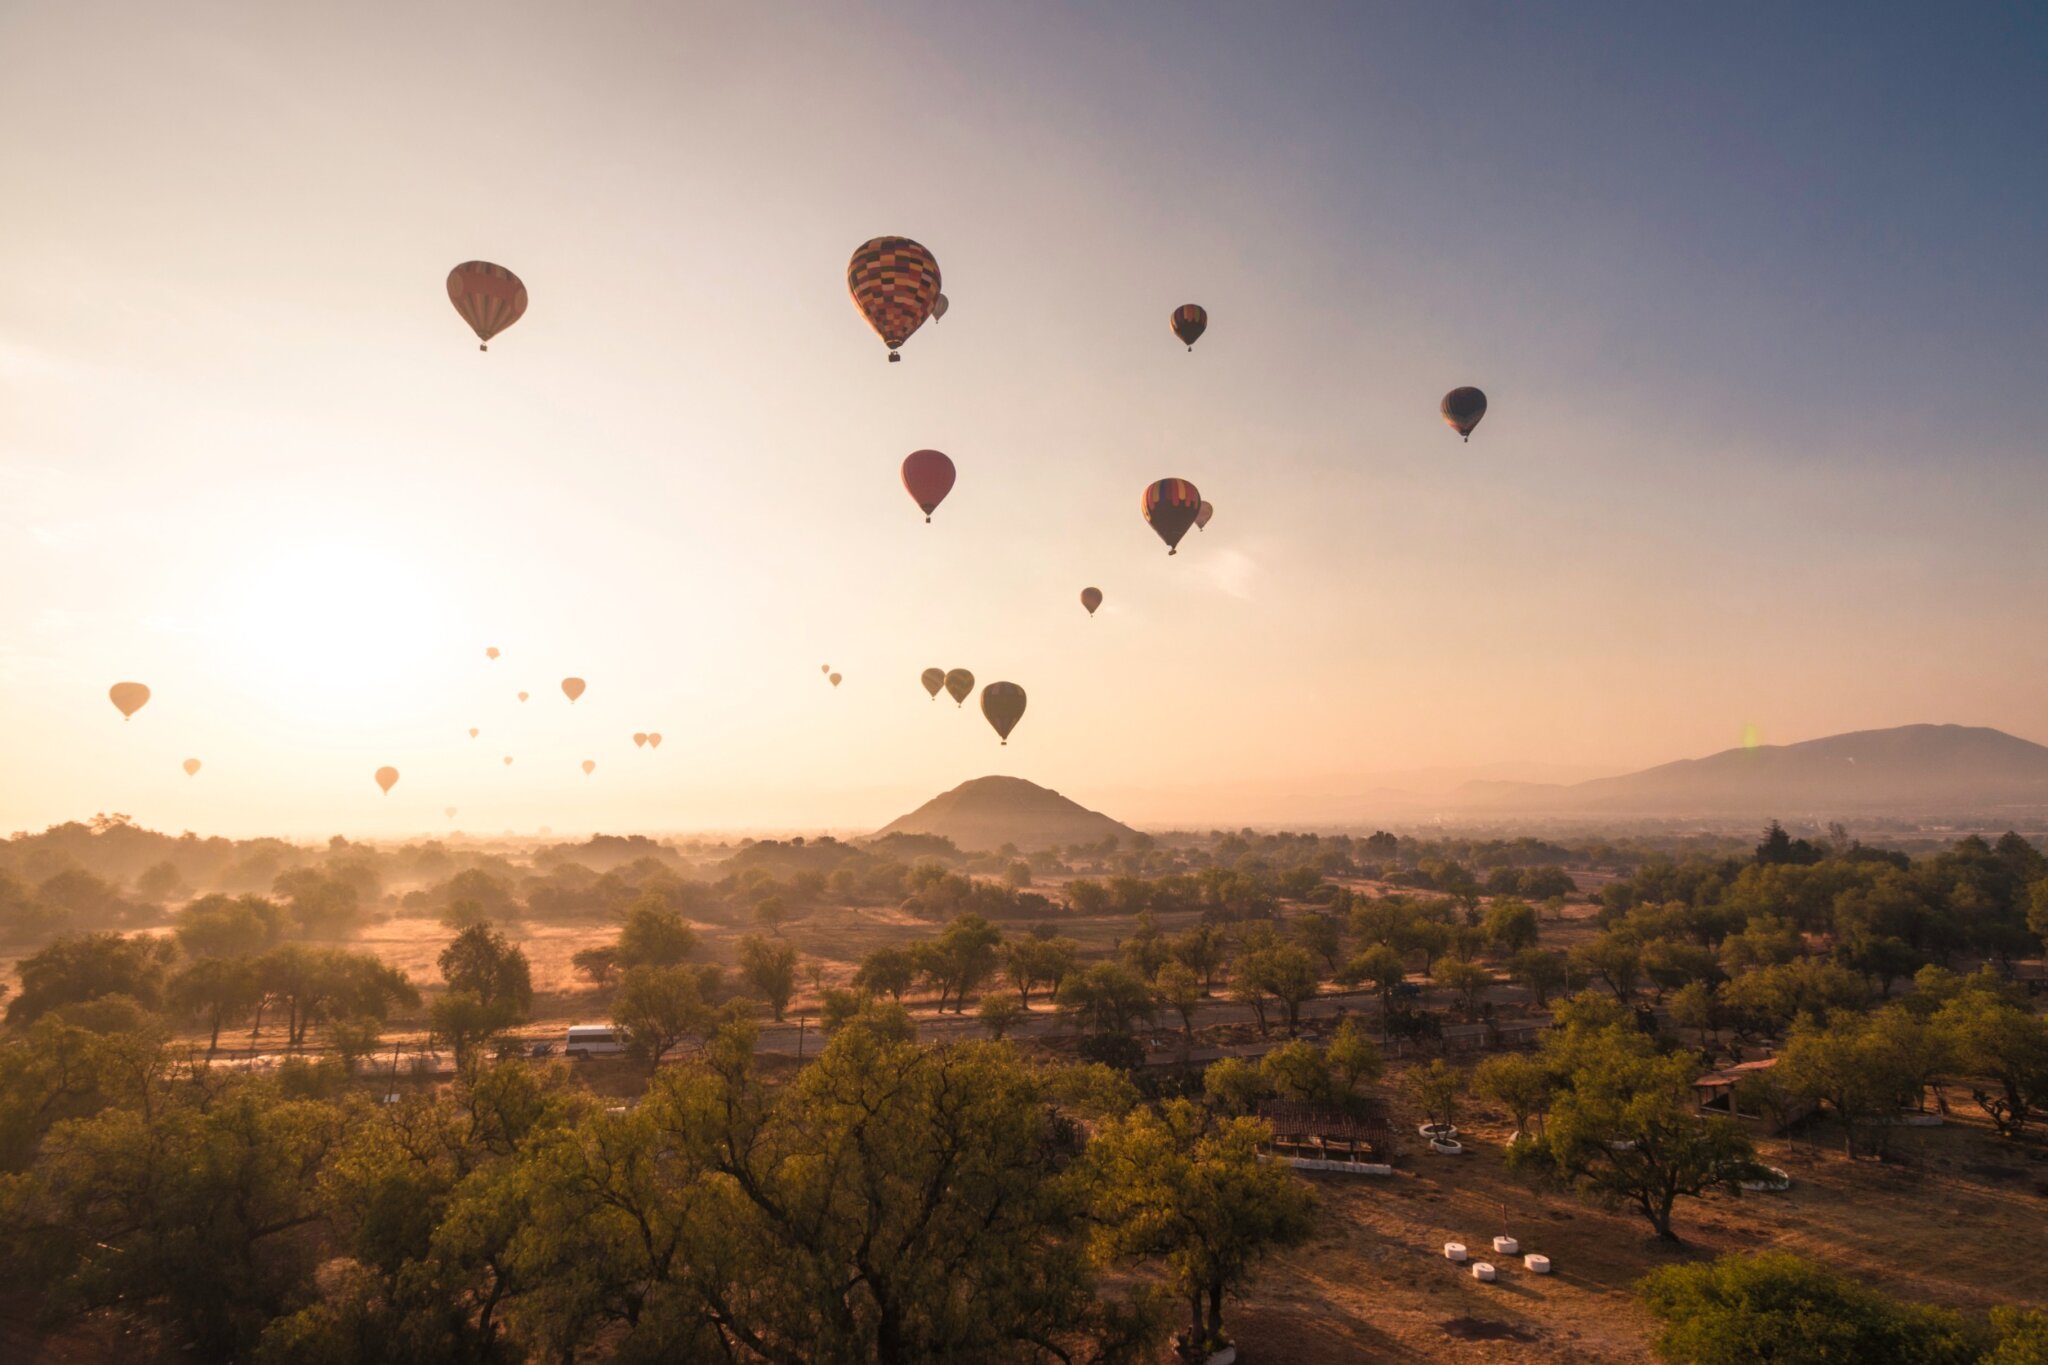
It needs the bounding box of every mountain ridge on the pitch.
[871,775,1136,851]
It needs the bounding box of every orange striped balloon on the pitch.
[847,237,941,362]
[447,261,527,351]
[1171,304,1207,350]
[1142,478,1203,555]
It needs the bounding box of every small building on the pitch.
[1256,1101,1392,1172]
[1692,1057,1814,1131]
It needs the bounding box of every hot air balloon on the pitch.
[1441,386,1487,441]
[633,732,648,748]
[445,806,457,819]
[647,733,662,749]
[582,760,596,775]
[944,668,974,707]
[485,646,500,660]
[1142,478,1202,555]
[1170,304,1207,351]
[921,667,945,700]
[1195,500,1214,532]
[981,682,1026,745]
[447,262,527,351]
[1080,587,1103,616]
[561,677,586,703]
[847,236,941,362]
[901,449,956,522]
[468,728,479,739]
[108,682,150,720]
[503,756,514,766]
[182,758,201,777]
[822,664,831,674]
[518,692,529,702]
[829,672,842,687]
[931,292,949,322]
[375,766,399,794]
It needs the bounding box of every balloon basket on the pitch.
[888,352,901,363]
[479,343,488,352]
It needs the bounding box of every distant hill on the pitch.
[872,776,1137,852]
[1453,724,2048,816]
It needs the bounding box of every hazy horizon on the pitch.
[6,3,2047,839]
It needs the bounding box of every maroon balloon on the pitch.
[901,449,956,522]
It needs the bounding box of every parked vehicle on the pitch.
[565,1025,625,1059]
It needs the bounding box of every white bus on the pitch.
[564,1024,626,1059]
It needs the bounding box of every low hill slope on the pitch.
[872,776,1136,852]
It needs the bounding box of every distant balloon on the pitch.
[921,667,946,700]
[647,733,663,749]
[582,759,596,775]
[561,677,586,703]
[485,646,500,660]
[822,664,831,674]
[445,806,457,819]
[981,682,1026,745]
[633,732,648,748]
[829,672,842,687]
[518,692,529,702]
[108,681,150,720]
[469,728,479,739]
[447,261,527,351]
[1170,304,1208,351]
[944,668,974,707]
[847,236,941,362]
[1195,500,1214,532]
[1441,386,1487,441]
[931,292,949,322]
[375,766,399,794]
[503,756,514,766]
[1080,587,1103,616]
[901,449,956,522]
[1142,478,1202,555]
[182,758,201,777]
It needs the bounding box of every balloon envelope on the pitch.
[108,681,150,719]
[1170,303,1208,350]
[503,756,514,766]
[447,262,527,350]
[847,236,941,361]
[582,760,596,775]
[633,732,648,747]
[485,646,500,660]
[944,668,974,707]
[900,449,956,521]
[921,667,946,699]
[518,692,529,702]
[468,728,479,738]
[375,766,399,794]
[647,733,662,749]
[561,677,586,703]
[1441,386,1487,440]
[931,292,949,321]
[1195,500,1214,531]
[182,758,201,776]
[1080,587,1102,616]
[445,806,457,819]
[1142,478,1202,554]
[829,672,842,687]
[981,682,1026,744]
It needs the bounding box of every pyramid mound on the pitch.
[872,776,1136,852]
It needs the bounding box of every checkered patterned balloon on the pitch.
[847,236,941,361]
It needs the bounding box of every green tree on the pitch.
[611,964,712,1063]
[1060,962,1157,1037]
[1935,984,2048,1137]
[1326,1018,1384,1094]
[1436,958,1495,1013]
[168,955,262,1054]
[1090,1099,1316,1359]
[1484,897,1540,953]
[977,993,1024,1040]
[852,944,916,1001]
[5,931,175,1025]
[437,922,534,1017]
[1508,947,1567,1007]
[1475,1051,1554,1138]
[737,934,798,1021]
[1259,1041,1337,1107]
[1409,1058,1464,1132]
[1638,1252,1976,1365]
[617,899,698,967]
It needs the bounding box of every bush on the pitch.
[1638,1252,1977,1364]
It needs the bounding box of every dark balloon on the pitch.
[1080,587,1102,616]
[921,667,945,700]
[847,237,941,362]
[901,449,956,522]
[1170,304,1207,351]
[944,668,974,707]
[1195,500,1214,531]
[447,262,527,351]
[980,682,1026,745]
[1441,386,1487,441]
[1142,478,1202,555]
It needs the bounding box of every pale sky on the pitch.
[2,3,2045,837]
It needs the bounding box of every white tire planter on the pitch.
[1472,1262,1497,1282]
[1739,1166,1793,1193]
[1525,1254,1552,1274]
[1492,1236,1519,1255]
[1418,1123,1459,1140]
[1444,1242,1468,1263]
[1430,1137,1465,1155]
